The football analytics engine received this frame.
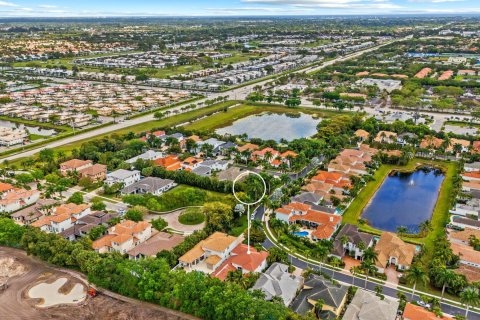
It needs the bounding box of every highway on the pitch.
[0,38,405,162]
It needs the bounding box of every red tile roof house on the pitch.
[78,164,107,182]
[139,130,166,142]
[211,244,269,281]
[311,171,352,192]
[275,202,342,241]
[60,159,92,176]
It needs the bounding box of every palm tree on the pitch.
[314,245,329,273]
[340,235,349,254]
[362,247,378,263]
[397,225,408,235]
[350,266,357,285]
[419,220,432,236]
[361,260,377,289]
[404,264,429,300]
[435,267,456,301]
[460,287,480,319]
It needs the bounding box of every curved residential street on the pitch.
[253,206,480,320]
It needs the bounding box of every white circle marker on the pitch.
[232,170,267,254]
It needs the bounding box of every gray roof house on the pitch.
[332,224,374,259]
[121,177,175,195]
[292,192,323,205]
[251,263,304,306]
[106,169,141,187]
[126,150,164,164]
[289,274,348,319]
[60,211,117,241]
[342,289,399,320]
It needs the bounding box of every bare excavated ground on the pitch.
[0,247,198,320]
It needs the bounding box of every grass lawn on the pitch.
[152,184,234,212]
[178,207,205,225]
[184,103,347,132]
[230,214,248,237]
[445,120,480,129]
[54,101,239,155]
[342,159,457,252]
[28,134,45,141]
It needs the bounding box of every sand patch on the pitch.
[0,257,27,286]
[28,277,86,308]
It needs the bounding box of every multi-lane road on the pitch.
[0,38,406,162]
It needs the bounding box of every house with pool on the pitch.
[275,202,342,241]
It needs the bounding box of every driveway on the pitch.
[385,265,400,285]
[146,208,205,235]
[342,256,361,271]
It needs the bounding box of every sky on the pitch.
[0,0,477,17]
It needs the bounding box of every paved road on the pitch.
[253,206,480,319]
[0,38,405,162]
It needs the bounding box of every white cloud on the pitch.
[0,1,16,7]
[38,5,59,8]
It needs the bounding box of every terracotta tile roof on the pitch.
[455,265,480,283]
[472,141,480,153]
[451,242,480,265]
[414,67,432,79]
[449,228,480,243]
[275,207,291,216]
[289,209,341,226]
[211,244,268,281]
[111,233,133,244]
[280,150,297,158]
[0,182,13,193]
[284,202,311,212]
[420,136,444,149]
[154,155,182,170]
[92,234,117,249]
[438,70,454,81]
[463,171,480,179]
[179,232,239,264]
[205,255,222,265]
[55,203,90,216]
[374,232,416,269]
[237,143,259,153]
[79,163,107,176]
[354,129,370,138]
[60,159,92,169]
[403,303,451,320]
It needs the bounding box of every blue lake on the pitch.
[215,112,320,142]
[361,167,445,233]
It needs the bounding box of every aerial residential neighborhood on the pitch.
[1,4,480,320]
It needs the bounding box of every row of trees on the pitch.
[0,219,300,320]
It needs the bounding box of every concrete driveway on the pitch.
[146,208,205,235]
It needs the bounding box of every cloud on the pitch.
[240,0,404,10]
[0,1,16,7]
[38,5,59,8]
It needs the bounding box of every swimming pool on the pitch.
[293,231,309,237]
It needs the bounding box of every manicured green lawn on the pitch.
[178,207,205,225]
[342,159,457,252]
[56,101,239,154]
[230,214,248,237]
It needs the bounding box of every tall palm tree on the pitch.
[314,245,329,273]
[404,264,429,300]
[361,260,377,289]
[340,235,349,254]
[460,287,480,319]
[435,267,456,301]
[362,247,378,263]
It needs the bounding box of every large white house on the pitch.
[106,169,141,187]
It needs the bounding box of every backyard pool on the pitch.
[215,112,320,142]
[293,231,309,237]
[362,167,444,233]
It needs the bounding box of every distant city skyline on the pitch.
[0,0,478,17]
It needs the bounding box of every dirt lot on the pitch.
[0,247,198,320]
